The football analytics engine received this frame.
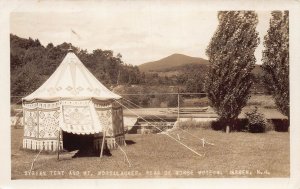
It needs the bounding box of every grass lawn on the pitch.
[11,127,289,179]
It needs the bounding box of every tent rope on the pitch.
[29,148,43,172]
[122,97,215,146]
[122,98,181,138]
[114,141,131,167]
[114,99,203,157]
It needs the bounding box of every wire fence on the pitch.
[11,92,209,108]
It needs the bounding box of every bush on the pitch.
[272,119,289,132]
[211,120,223,131]
[245,107,267,133]
[265,120,274,132]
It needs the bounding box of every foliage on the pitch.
[245,107,267,133]
[177,64,208,95]
[10,34,144,101]
[246,94,276,108]
[166,94,183,108]
[114,85,183,108]
[205,11,260,131]
[261,11,289,117]
[137,63,209,93]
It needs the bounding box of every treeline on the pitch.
[145,64,208,94]
[11,34,211,101]
[10,34,266,104]
[10,34,145,99]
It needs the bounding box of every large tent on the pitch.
[22,50,125,152]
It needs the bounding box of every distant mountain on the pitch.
[139,53,209,72]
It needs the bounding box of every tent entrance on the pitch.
[62,131,111,157]
[62,131,96,157]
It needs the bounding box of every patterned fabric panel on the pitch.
[23,102,60,110]
[93,135,125,150]
[38,102,60,109]
[23,103,38,109]
[60,104,102,134]
[23,138,62,151]
[96,108,113,136]
[94,101,112,108]
[38,109,60,139]
[23,109,38,138]
[112,107,124,136]
[61,100,90,106]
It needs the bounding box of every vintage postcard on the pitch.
[1,0,300,189]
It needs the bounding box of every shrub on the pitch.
[265,120,274,132]
[272,119,289,132]
[245,107,267,133]
[211,120,223,131]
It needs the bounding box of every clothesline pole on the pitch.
[122,97,215,147]
[114,99,202,157]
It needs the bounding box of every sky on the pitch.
[10,6,271,66]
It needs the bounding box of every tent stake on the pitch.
[100,131,106,158]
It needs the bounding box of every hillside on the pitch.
[10,34,144,101]
[139,53,209,72]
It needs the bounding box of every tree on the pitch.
[10,34,148,103]
[167,94,183,108]
[205,11,260,133]
[262,11,289,117]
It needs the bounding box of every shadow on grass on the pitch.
[72,145,112,158]
[72,140,136,158]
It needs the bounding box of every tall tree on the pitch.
[262,11,289,117]
[205,11,260,133]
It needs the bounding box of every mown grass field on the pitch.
[11,127,289,179]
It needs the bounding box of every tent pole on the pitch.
[57,129,60,160]
[100,131,106,158]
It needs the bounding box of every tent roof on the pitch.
[23,51,121,101]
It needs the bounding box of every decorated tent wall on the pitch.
[23,101,62,151]
[22,50,125,152]
[94,100,125,150]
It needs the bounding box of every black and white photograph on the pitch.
[1,0,300,188]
